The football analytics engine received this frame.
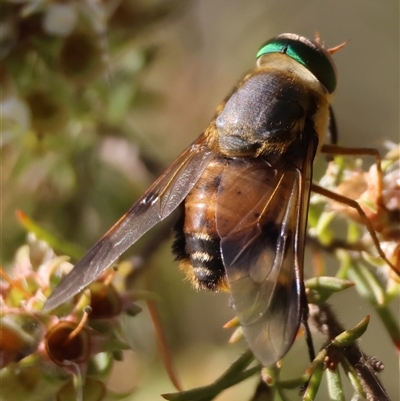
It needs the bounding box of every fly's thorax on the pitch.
[206,52,332,158]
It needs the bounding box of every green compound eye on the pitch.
[257,33,337,93]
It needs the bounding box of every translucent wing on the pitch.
[216,141,315,367]
[44,136,215,312]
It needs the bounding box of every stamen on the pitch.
[65,306,92,343]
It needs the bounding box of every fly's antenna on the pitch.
[314,31,348,54]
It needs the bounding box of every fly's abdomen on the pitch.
[172,158,227,291]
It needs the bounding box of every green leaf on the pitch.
[330,316,370,348]
[162,351,259,401]
[326,368,345,401]
[306,276,354,304]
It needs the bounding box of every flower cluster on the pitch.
[0,234,141,401]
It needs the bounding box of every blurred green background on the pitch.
[2,0,399,400]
